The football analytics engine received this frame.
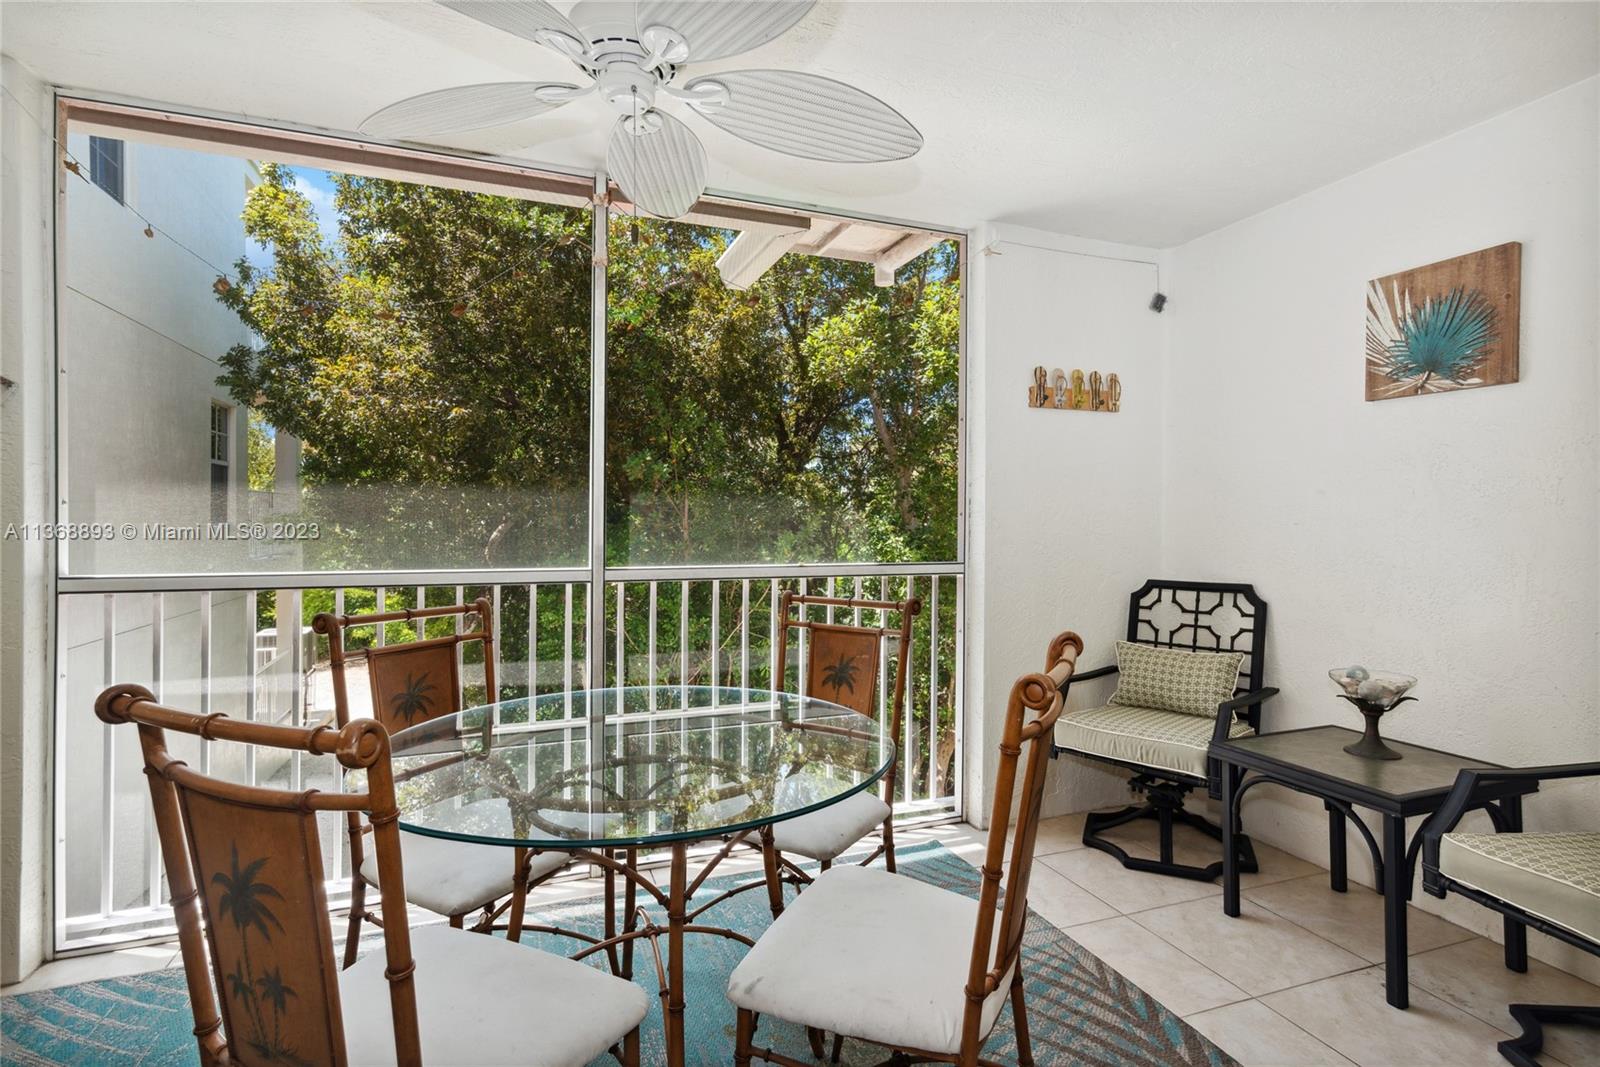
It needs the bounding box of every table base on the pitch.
[483,834,768,1067]
[1221,770,1526,1009]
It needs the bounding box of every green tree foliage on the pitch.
[217,163,956,569]
[217,163,961,797]
[217,162,593,570]
[606,216,959,565]
[246,413,276,491]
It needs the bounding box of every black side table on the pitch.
[1211,725,1539,1009]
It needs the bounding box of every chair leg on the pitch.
[830,1031,844,1063]
[807,1026,827,1058]
[1081,775,1258,882]
[760,827,785,920]
[1010,967,1034,1067]
[621,1026,640,1067]
[819,858,832,873]
[448,913,464,930]
[735,1008,756,1067]
[883,816,897,873]
[1498,1004,1600,1067]
[506,847,530,943]
[342,878,365,969]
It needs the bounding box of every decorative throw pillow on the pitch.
[1109,641,1244,717]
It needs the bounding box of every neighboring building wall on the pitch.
[1160,77,1600,982]
[1,55,57,985]
[53,133,271,923]
[61,131,259,575]
[966,223,1168,823]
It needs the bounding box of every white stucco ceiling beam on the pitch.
[872,232,943,286]
[716,225,807,290]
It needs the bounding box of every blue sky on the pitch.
[291,166,342,247]
[244,164,341,269]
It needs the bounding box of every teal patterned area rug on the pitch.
[2,842,1235,1066]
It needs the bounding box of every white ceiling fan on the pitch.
[362,0,924,219]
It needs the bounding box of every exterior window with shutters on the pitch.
[209,402,230,522]
[88,136,124,202]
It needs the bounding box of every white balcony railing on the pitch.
[54,569,962,950]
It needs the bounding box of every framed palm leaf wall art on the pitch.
[1365,242,1521,401]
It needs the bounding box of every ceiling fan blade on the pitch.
[606,111,707,219]
[684,70,922,162]
[437,0,587,53]
[635,0,815,63]
[361,82,583,138]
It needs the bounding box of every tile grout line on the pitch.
[1248,998,1362,1067]
[1243,873,1480,966]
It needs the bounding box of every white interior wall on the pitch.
[965,223,1168,824]
[1159,76,1600,982]
[1,55,56,984]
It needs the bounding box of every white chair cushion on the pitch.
[1440,831,1600,943]
[768,789,891,863]
[1053,703,1251,779]
[340,925,649,1067]
[363,815,571,917]
[726,865,1012,1056]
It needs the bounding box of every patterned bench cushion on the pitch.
[1053,703,1251,779]
[1110,641,1245,717]
[1439,832,1600,944]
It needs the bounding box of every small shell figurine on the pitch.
[1107,373,1122,412]
[1051,368,1068,409]
[1089,371,1104,411]
[1029,365,1049,408]
[1069,369,1087,410]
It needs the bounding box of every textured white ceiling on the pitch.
[4,1,1596,246]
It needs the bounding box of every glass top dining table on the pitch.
[385,686,896,1067]
[387,685,895,851]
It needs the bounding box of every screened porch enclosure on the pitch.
[51,100,966,953]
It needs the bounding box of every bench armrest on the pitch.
[1212,687,1279,744]
[1057,662,1117,700]
[1421,762,1600,897]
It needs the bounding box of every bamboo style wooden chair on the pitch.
[758,590,922,918]
[313,598,572,963]
[728,631,1082,1067]
[94,683,647,1067]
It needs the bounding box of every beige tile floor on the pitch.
[5,817,1597,1067]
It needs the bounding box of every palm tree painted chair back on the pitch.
[94,683,420,1067]
[313,598,497,964]
[774,590,921,792]
[959,631,1081,1055]
[313,597,497,738]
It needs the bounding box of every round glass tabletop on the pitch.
[386,687,895,849]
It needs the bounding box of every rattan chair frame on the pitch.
[312,598,569,962]
[95,684,641,1067]
[733,631,1083,1067]
[757,591,922,915]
